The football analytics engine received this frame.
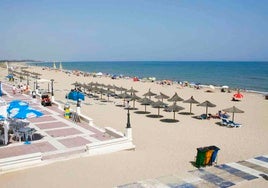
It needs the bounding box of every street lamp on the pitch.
[50,79,54,96]
[50,79,55,102]
[126,101,131,128]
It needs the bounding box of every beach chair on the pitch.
[221,118,229,126]
[28,128,37,141]
[199,114,207,120]
[13,129,24,142]
[229,121,242,128]
[0,130,5,144]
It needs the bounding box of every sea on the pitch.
[27,61,268,93]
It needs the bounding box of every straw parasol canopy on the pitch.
[129,93,141,109]
[166,102,185,120]
[118,92,132,106]
[183,96,199,114]
[138,97,153,113]
[117,86,128,94]
[143,89,157,99]
[168,92,184,102]
[151,100,167,117]
[197,100,216,116]
[222,106,244,121]
[155,92,169,102]
[127,87,138,95]
[71,81,82,88]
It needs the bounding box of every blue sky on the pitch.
[0,0,267,61]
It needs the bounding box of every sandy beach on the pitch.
[0,63,267,187]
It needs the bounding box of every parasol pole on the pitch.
[190,103,192,114]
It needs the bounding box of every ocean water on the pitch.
[28,61,268,93]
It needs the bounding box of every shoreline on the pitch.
[24,62,268,95]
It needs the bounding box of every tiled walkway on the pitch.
[117,155,268,187]
[0,82,113,161]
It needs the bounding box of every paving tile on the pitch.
[215,164,258,181]
[207,166,246,184]
[35,121,69,130]
[46,128,82,137]
[237,160,268,174]
[0,141,57,158]
[190,169,235,188]
[255,156,268,163]
[157,175,186,187]
[58,136,91,148]
[29,115,58,123]
[117,182,145,188]
[140,179,169,188]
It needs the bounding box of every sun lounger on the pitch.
[221,118,229,126]
[228,121,242,128]
[199,114,207,120]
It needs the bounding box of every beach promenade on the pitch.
[0,81,134,173]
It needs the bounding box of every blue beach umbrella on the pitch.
[10,108,43,119]
[7,100,29,114]
[0,115,5,121]
[67,91,85,101]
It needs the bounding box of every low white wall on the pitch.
[86,137,135,156]
[0,152,42,173]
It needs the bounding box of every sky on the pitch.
[0,0,268,61]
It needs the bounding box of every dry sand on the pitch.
[0,63,267,187]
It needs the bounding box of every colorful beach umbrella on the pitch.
[233,92,243,100]
[7,100,29,114]
[11,108,43,119]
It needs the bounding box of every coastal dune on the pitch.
[0,64,267,188]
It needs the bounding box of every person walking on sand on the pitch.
[12,85,16,94]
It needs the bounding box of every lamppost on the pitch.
[126,101,131,128]
[50,79,55,102]
[76,98,81,115]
